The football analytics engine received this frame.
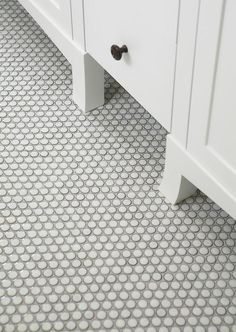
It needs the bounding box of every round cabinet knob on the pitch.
[111,44,128,60]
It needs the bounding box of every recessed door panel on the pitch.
[30,0,72,37]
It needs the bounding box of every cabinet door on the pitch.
[30,0,72,37]
[188,0,236,198]
[84,0,179,131]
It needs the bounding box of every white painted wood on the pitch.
[171,0,200,146]
[162,0,236,219]
[18,0,76,64]
[159,136,197,204]
[188,0,236,199]
[160,136,236,219]
[84,0,179,131]
[72,53,104,112]
[70,0,85,50]
[30,0,73,37]
[18,0,104,113]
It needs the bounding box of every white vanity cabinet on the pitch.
[84,0,179,131]
[17,0,236,219]
[187,0,236,216]
[161,0,236,219]
[28,0,73,37]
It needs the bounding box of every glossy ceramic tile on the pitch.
[0,1,236,331]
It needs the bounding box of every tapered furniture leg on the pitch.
[159,135,197,204]
[72,52,104,112]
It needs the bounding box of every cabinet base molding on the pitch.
[18,0,104,113]
[160,136,236,219]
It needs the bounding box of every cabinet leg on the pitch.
[72,52,104,113]
[159,136,197,204]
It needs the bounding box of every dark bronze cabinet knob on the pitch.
[111,44,128,60]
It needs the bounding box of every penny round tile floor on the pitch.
[0,0,236,331]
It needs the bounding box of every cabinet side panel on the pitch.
[70,0,85,51]
[206,1,236,170]
[171,0,200,146]
[29,0,73,37]
[187,0,236,196]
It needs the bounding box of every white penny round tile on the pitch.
[0,1,236,331]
